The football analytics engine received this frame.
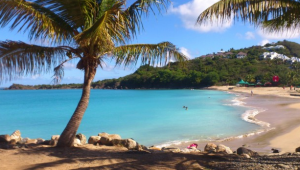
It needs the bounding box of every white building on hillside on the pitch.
[260,52,290,60]
[289,57,300,64]
[262,45,285,50]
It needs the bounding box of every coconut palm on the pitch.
[197,0,300,33]
[0,0,187,147]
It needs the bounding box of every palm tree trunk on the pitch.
[57,63,96,147]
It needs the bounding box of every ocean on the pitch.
[0,89,263,146]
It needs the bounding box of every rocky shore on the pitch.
[1,130,300,169]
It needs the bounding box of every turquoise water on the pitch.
[0,89,259,146]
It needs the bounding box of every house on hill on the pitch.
[262,45,285,50]
[236,52,247,59]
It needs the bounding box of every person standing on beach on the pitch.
[251,90,253,96]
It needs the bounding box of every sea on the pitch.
[0,89,266,146]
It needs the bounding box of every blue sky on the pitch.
[1,0,300,87]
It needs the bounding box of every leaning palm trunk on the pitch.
[57,62,96,147]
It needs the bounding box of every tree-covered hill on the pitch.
[6,40,300,90]
[93,40,300,89]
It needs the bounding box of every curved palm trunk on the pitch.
[57,64,96,147]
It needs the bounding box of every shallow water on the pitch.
[0,89,260,146]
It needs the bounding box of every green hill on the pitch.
[93,40,300,89]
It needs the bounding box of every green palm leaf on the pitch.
[113,42,188,67]
[0,41,76,81]
[0,0,76,42]
[197,0,300,31]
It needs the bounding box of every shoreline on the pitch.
[207,86,300,154]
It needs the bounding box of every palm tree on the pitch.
[197,0,300,33]
[0,0,187,147]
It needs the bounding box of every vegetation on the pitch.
[0,0,187,147]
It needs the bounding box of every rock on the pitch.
[204,143,217,153]
[241,153,251,159]
[149,147,161,151]
[9,139,17,145]
[181,148,201,153]
[88,136,101,144]
[0,135,11,143]
[216,144,233,154]
[295,147,300,152]
[99,137,113,146]
[50,135,60,146]
[126,139,137,150]
[10,130,21,142]
[237,147,258,156]
[111,139,137,150]
[276,164,290,169]
[98,132,109,138]
[98,133,121,139]
[162,147,181,153]
[75,133,86,145]
[26,139,38,144]
[36,138,45,144]
[41,140,51,145]
[272,148,280,153]
[73,138,81,146]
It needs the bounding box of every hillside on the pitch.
[93,40,300,89]
[5,40,300,90]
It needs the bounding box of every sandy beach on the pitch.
[1,86,300,169]
[207,86,300,154]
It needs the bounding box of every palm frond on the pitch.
[197,0,300,30]
[0,41,75,82]
[74,1,129,50]
[113,42,188,67]
[0,0,76,43]
[52,57,79,84]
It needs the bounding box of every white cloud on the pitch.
[180,47,192,59]
[258,39,271,46]
[258,29,300,39]
[245,32,255,39]
[31,74,40,80]
[170,0,233,32]
[236,31,255,39]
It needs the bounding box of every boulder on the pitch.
[241,153,251,159]
[0,135,11,143]
[162,147,181,153]
[237,147,258,156]
[10,130,21,142]
[9,139,17,145]
[295,147,300,152]
[204,143,217,153]
[99,137,113,146]
[36,138,45,144]
[88,136,101,144]
[216,144,233,154]
[75,133,86,145]
[98,132,109,138]
[98,133,121,139]
[272,148,280,153]
[111,139,137,150]
[73,138,81,146]
[50,135,60,146]
[149,147,161,151]
[26,139,38,144]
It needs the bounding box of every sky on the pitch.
[1,0,300,87]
